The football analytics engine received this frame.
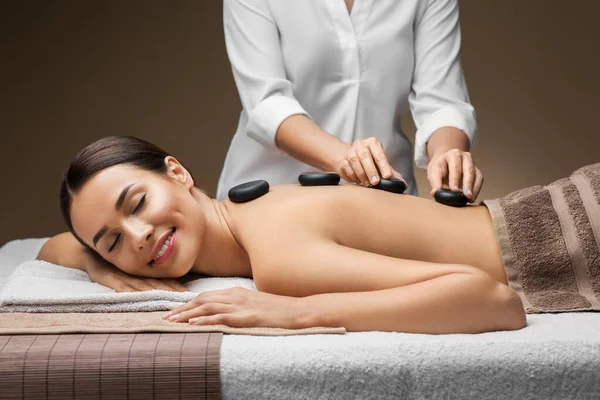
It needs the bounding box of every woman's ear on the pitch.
[164,156,195,189]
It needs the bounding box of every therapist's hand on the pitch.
[334,137,406,186]
[427,148,484,203]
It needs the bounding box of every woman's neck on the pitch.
[191,188,252,277]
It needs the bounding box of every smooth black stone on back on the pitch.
[228,180,270,203]
[434,189,469,207]
[373,178,407,194]
[298,172,341,186]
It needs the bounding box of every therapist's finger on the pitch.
[365,137,392,179]
[357,146,381,186]
[347,148,369,186]
[341,159,359,184]
[461,153,476,201]
[366,139,393,181]
[428,162,447,196]
[447,150,463,192]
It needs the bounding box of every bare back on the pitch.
[224,184,506,284]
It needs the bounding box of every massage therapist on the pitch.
[217,0,484,202]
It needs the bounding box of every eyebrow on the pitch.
[92,183,135,248]
[115,183,135,211]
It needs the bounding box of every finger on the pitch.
[189,311,258,328]
[162,279,188,292]
[472,169,484,202]
[359,148,381,186]
[447,150,463,192]
[111,281,137,293]
[189,313,239,327]
[188,315,230,326]
[164,290,234,318]
[428,162,446,197]
[169,303,235,323]
[369,141,393,180]
[337,162,350,182]
[461,153,476,201]
[165,299,208,320]
[347,148,369,186]
[145,278,181,292]
[341,159,359,184]
[122,277,157,292]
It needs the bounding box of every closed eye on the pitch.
[108,195,145,253]
[132,195,146,214]
[108,233,121,253]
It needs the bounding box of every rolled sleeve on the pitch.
[409,0,477,168]
[224,0,310,154]
[414,106,476,168]
[247,95,311,153]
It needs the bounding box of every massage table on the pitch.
[1,239,599,399]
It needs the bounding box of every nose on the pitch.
[124,219,153,251]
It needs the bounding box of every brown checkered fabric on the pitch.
[0,333,222,399]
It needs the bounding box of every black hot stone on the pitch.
[228,180,270,203]
[434,189,469,207]
[298,172,341,186]
[373,178,407,194]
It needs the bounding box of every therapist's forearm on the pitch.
[426,127,470,159]
[275,114,350,172]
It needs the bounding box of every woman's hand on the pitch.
[334,137,405,186]
[86,260,188,293]
[427,148,484,203]
[163,287,307,329]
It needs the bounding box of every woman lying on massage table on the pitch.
[38,136,599,334]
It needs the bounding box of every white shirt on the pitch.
[217,0,476,200]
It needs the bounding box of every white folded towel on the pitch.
[0,260,256,313]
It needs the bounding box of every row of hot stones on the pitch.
[228,173,468,207]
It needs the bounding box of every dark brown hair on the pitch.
[60,136,171,248]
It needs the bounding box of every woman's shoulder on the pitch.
[228,184,336,224]
[226,185,348,248]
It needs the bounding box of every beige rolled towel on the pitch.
[483,162,600,313]
[0,312,346,336]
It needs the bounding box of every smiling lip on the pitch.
[149,229,176,265]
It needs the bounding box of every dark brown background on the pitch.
[1,0,599,246]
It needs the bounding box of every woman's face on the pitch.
[70,158,205,278]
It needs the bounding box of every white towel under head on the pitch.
[0,260,256,313]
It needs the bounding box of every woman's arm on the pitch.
[166,241,526,334]
[296,270,525,333]
[37,232,98,272]
[37,233,187,292]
